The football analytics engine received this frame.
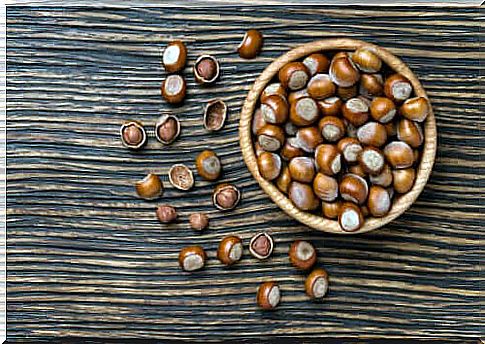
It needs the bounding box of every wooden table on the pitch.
[6,6,481,342]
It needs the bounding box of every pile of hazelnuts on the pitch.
[253,47,430,232]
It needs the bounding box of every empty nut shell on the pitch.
[161,74,186,104]
[162,40,187,73]
[384,141,414,169]
[384,73,412,103]
[295,126,323,153]
[307,74,336,100]
[155,114,181,145]
[339,173,369,205]
[189,213,209,231]
[249,232,274,260]
[257,124,285,152]
[289,240,317,270]
[351,48,382,73]
[257,281,281,310]
[179,246,207,272]
[288,156,316,183]
[135,173,163,200]
[156,205,177,223]
[314,144,341,175]
[237,29,263,59]
[213,183,241,211]
[318,116,346,142]
[305,268,329,300]
[261,94,289,124]
[370,96,396,124]
[313,173,338,202]
[120,120,147,150]
[322,200,342,219]
[288,181,319,211]
[356,122,388,147]
[399,96,430,122]
[359,73,384,97]
[279,62,310,91]
[204,99,227,131]
[258,151,282,181]
[317,96,342,116]
[338,202,364,232]
[276,166,292,194]
[329,54,360,87]
[342,97,370,127]
[194,55,220,84]
[358,146,385,175]
[290,97,319,126]
[168,164,194,191]
[392,168,416,194]
[303,53,330,76]
[196,150,222,181]
[337,137,362,164]
[397,118,424,148]
[367,185,391,217]
[217,235,243,265]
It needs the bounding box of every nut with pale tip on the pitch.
[257,124,285,152]
[288,88,310,104]
[295,126,323,153]
[358,146,385,175]
[369,164,393,187]
[367,185,391,217]
[351,48,382,73]
[161,74,186,104]
[261,94,289,124]
[384,141,414,169]
[314,144,341,176]
[307,74,336,100]
[135,173,163,200]
[337,137,362,164]
[397,118,424,148]
[162,40,187,73]
[179,246,207,272]
[305,268,329,300]
[342,97,370,127]
[288,181,320,211]
[289,97,319,126]
[329,54,360,87]
[317,96,342,116]
[289,240,317,270]
[280,138,304,161]
[338,202,364,232]
[303,53,330,76]
[359,73,383,97]
[251,108,266,136]
[279,62,310,91]
[196,150,222,181]
[313,173,338,202]
[356,122,388,147]
[288,156,316,183]
[370,97,396,124]
[258,152,282,181]
[217,235,243,265]
[257,281,281,310]
[318,116,346,142]
[260,83,287,103]
[384,73,412,103]
[339,173,369,205]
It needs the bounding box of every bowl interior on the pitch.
[239,38,437,234]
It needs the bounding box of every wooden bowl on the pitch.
[239,38,437,234]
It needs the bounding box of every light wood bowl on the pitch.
[239,38,437,234]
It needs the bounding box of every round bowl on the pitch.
[239,38,437,234]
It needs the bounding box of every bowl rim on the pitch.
[239,38,437,235]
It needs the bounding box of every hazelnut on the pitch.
[397,119,424,148]
[351,48,382,73]
[156,205,177,223]
[329,54,360,87]
[237,29,263,59]
[305,268,329,300]
[303,53,330,76]
[288,157,316,183]
[369,97,396,124]
[337,137,363,164]
[356,122,388,147]
[318,116,346,142]
[258,152,282,181]
[384,141,414,169]
[120,121,147,149]
[359,73,384,97]
[135,173,163,200]
[384,73,412,103]
[339,173,369,205]
[278,62,310,90]
[295,126,323,153]
[369,164,393,187]
[392,168,416,194]
[204,99,227,132]
[196,150,222,181]
[288,88,310,104]
[217,235,243,265]
[337,84,358,101]
[252,108,266,135]
[317,96,342,116]
[399,96,430,122]
[261,94,289,124]
[213,183,241,211]
[257,124,285,152]
[276,166,292,194]
[289,97,319,126]
[289,240,317,270]
[338,202,364,232]
[179,246,207,272]
[288,181,319,211]
[162,40,187,73]
[358,146,385,175]
[257,281,281,310]
[348,163,367,178]
[314,144,341,175]
[367,185,391,217]
[307,74,336,100]
[155,114,181,145]
[313,173,338,202]
[189,213,209,231]
[260,83,287,103]
[161,74,186,104]
[168,164,194,191]
[322,200,342,219]
[194,55,220,84]
[280,138,304,161]
[249,232,274,260]
[342,97,370,127]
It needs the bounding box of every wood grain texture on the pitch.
[6,6,482,342]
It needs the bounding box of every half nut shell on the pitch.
[204,99,227,131]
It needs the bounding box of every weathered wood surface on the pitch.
[6,6,482,342]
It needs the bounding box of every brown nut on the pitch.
[322,200,342,219]
[276,166,292,194]
[314,144,341,175]
[288,88,310,104]
[356,122,388,147]
[120,120,147,149]
[337,85,358,101]
[289,240,317,270]
[135,173,163,200]
[288,157,316,183]
[249,232,274,260]
[369,164,393,187]
[342,97,370,127]
[369,97,396,124]
[178,246,207,272]
[161,74,186,104]
[339,173,369,205]
[194,55,220,84]
[278,62,310,91]
[303,53,330,76]
[307,74,336,100]
[217,235,243,265]
[280,138,304,161]
[295,126,323,153]
[162,40,187,73]
[367,185,391,217]
[384,141,414,169]
[313,173,338,202]
[351,48,382,73]
[156,205,177,223]
[252,108,266,136]
[397,118,424,148]
[317,96,342,116]
[399,96,430,122]
[237,29,263,59]
[258,151,282,181]
[348,164,366,179]
[288,181,319,211]
[337,137,363,164]
[257,281,281,310]
[289,97,319,127]
[358,146,385,175]
[155,114,181,145]
[338,202,364,232]
[204,99,227,131]
[213,183,241,211]
[260,83,287,103]
[329,54,360,87]
[189,213,209,231]
[168,164,194,191]
[261,94,289,124]
[196,150,222,181]
[384,73,412,103]
[318,116,346,142]
[257,124,285,152]
[305,268,329,300]
[359,73,384,97]
[392,168,416,193]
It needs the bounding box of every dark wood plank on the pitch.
[6,6,482,342]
